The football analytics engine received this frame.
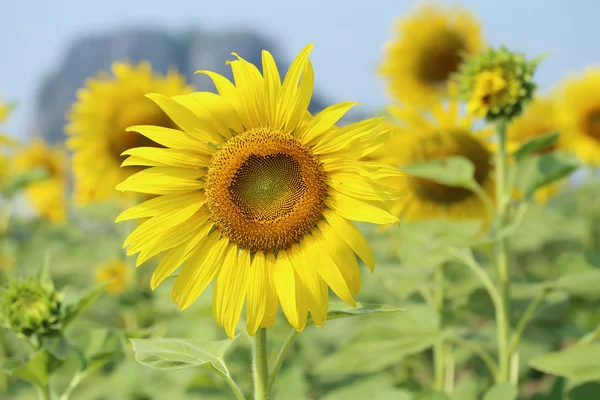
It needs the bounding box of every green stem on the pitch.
[444,343,455,393]
[268,328,298,393]
[224,373,247,400]
[252,328,270,400]
[495,120,512,382]
[509,291,546,354]
[36,384,51,400]
[447,249,502,312]
[448,336,499,379]
[433,266,445,392]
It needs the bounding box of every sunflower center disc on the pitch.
[205,128,327,252]
[409,130,491,204]
[584,109,600,141]
[418,30,466,84]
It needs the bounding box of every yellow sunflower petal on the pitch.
[260,253,279,328]
[125,125,214,152]
[246,251,267,336]
[121,147,211,168]
[326,190,398,224]
[145,93,223,144]
[116,167,204,195]
[288,243,328,327]
[275,249,308,332]
[174,234,229,310]
[303,232,356,307]
[322,209,375,271]
[296,101,357,146]
[312,117,384,154]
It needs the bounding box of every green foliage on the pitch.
[483,383,518,400]
[515,151,580,199]
[130,337,234,374]
[529,343,600,383]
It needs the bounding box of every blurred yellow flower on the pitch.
[13,138,68,223]
[506,96,562,202]
[116,44,399,338]
[372,99,495,222]
[556,67,600,166]
[65,62,194,205]
[94,259,131,293]
[379,3,484,106]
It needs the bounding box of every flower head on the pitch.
[0,278,62,338]
[94,258,131,293]
[370,98,495,221]
[12,138,68,222]
[379,3,484,106]
[66,62,194,205]
[455,47,539,121]
[555,67,600,166]
[116,44,400,338]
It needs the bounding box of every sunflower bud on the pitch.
[454,46,540,122]
[0,278,62,338]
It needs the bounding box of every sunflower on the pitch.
[115,44,399,338]
[556,67,600,166]
[13,138,68,223]
[379,3,484,106]
[506,96,562,202]
[66,62,194,205]
[94,259,131,293]
[372,99,495,221]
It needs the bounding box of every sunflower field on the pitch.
[1,2,600,400]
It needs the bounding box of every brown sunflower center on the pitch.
[417,31,466,84]
[205,128,327,252]
[583,109,600,141]
[110,98,171,158]
[409,130,491,204]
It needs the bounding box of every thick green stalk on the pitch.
[494,120,512,382]
[252,329,270,400]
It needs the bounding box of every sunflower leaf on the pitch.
[515,150,580,199]
[483,383,518,400]
[513,131,559,162]
[61,281,108,328]
[0,349,62,388]
[308,302,405,326]
[400,156,476,189]
[130,337,236,376]
[529,343,600,383]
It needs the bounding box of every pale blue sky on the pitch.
[1,0,599,138]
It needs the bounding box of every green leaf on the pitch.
[0,350,62,388]
[483,383,518,400]
[315,332,443,376]
[62,282,107,327]
[401,156,476,188]
[530,343,600,382]
[513,131,559,162]
[322,376,413,400]
[414,391,451,400]
[557,271,600,301]
[307,302,405,326]
[81,329,124,371]
[130,337,234,375]
[515,150,579,199]
[41,334,71,359]
[568,382,600,400]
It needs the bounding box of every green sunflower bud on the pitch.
[0,278,62,338]
[454,46,541,122]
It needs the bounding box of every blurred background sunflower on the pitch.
[379,3,484,106]
[65,62,194,205]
